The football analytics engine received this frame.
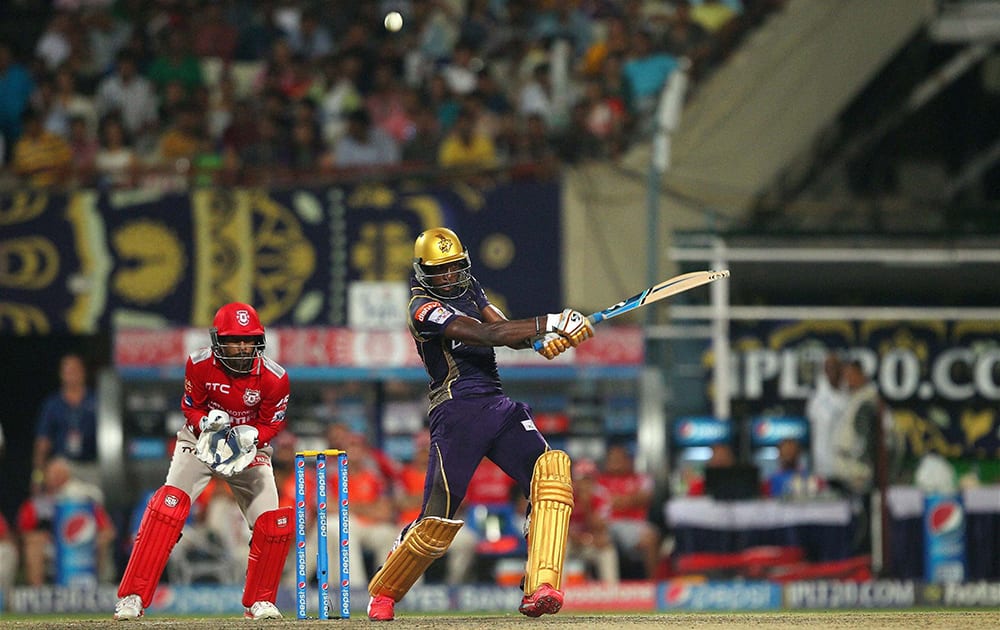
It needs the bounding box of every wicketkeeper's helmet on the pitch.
[210,302,266,374]
[413,227,472,299]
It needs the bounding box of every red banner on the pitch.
[114,326,644,368]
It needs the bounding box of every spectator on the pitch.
[596,444,661,579]
[289,116,324,172]
[366,62,416,143]
[690,0,740,35]
[532,4,594,57]
[401,101,443,166]
[82,7,132,77]
[830,359,884,554]
[191,2,239,62]
[52,66,97,138]
[830,360,882,497]
[806,351,848,484]
[32,353,99,489]
[330,108,400,169]
[94,53,159,145]
[234,0,287,62]
[437,105,497,169]
[662,0,712,74]
[146,30,204,98]
[685,442,737,496]
[318,52,364,146]
[0,510,17,589]
[94,114,138,187]
[764,438,822,498]
[35,12,74,72]
[621,29,679,123]
[155,102,207,164]
[286,8,334,61]
[440,40,481,97]
[17,457,116,586]
[567,459,619,584]
[11,108,72,186]
[68,115,99,180]
[423,73,461,133]
[0,42,36,153]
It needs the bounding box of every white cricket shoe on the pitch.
[245,601,282,620]
[113,594,144,620]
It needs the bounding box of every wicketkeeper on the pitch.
[114,302,294,621]
[366,227,594,621]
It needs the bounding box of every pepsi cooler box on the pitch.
[673,417,732,448]
[750,416,808,448]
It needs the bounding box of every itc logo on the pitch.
[205,383,231,393]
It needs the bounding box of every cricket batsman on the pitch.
[114,302,294,620]
[366,227,594,620]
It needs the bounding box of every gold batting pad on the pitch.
[368,516,464,601]
[524,450,574,594]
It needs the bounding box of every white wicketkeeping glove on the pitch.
[199,409,231,433]
[545,309,594,346]
[195,425,258,477]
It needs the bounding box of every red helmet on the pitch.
[210,302,266,374]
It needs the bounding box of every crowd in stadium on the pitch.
[0,0,784,189]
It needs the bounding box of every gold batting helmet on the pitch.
[413,227,472,299]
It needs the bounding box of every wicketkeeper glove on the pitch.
[199,409,231,434]
[195,425,258,477]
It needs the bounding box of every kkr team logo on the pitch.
[244,388,261,406]
[236,309,250,326]
[436,235,453,254]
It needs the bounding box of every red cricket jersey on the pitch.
[181,348,290,446]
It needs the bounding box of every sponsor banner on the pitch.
[720,320,1000,459]
[660,580,781,611]
[566,581,658,612]
[6,585,119,613]
[114,326,644,368]
[938,581,1000,606]
[784,580,916,609]
[2,180,561,334]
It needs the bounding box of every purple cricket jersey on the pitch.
[407,275,549,519]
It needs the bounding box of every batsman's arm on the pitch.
[446,306,592,355]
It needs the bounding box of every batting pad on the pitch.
[118,485,191,606]
[243,507,295,607]
[524,450,574,594]
[368,516,464,601]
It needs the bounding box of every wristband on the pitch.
[534,316,541,335]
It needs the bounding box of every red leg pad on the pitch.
[118,485,191,606]
[242,507,295,607]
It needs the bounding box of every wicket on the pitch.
[295,449,350,619]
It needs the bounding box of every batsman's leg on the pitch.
[115,485,191,619]
[367,516,464,621]
[520,450,574,618]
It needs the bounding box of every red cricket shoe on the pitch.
[367,595,395,621]
[518,583,564,617]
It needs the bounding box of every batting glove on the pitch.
[545,309,594,346]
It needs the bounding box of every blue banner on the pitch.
[0,181,561,333]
